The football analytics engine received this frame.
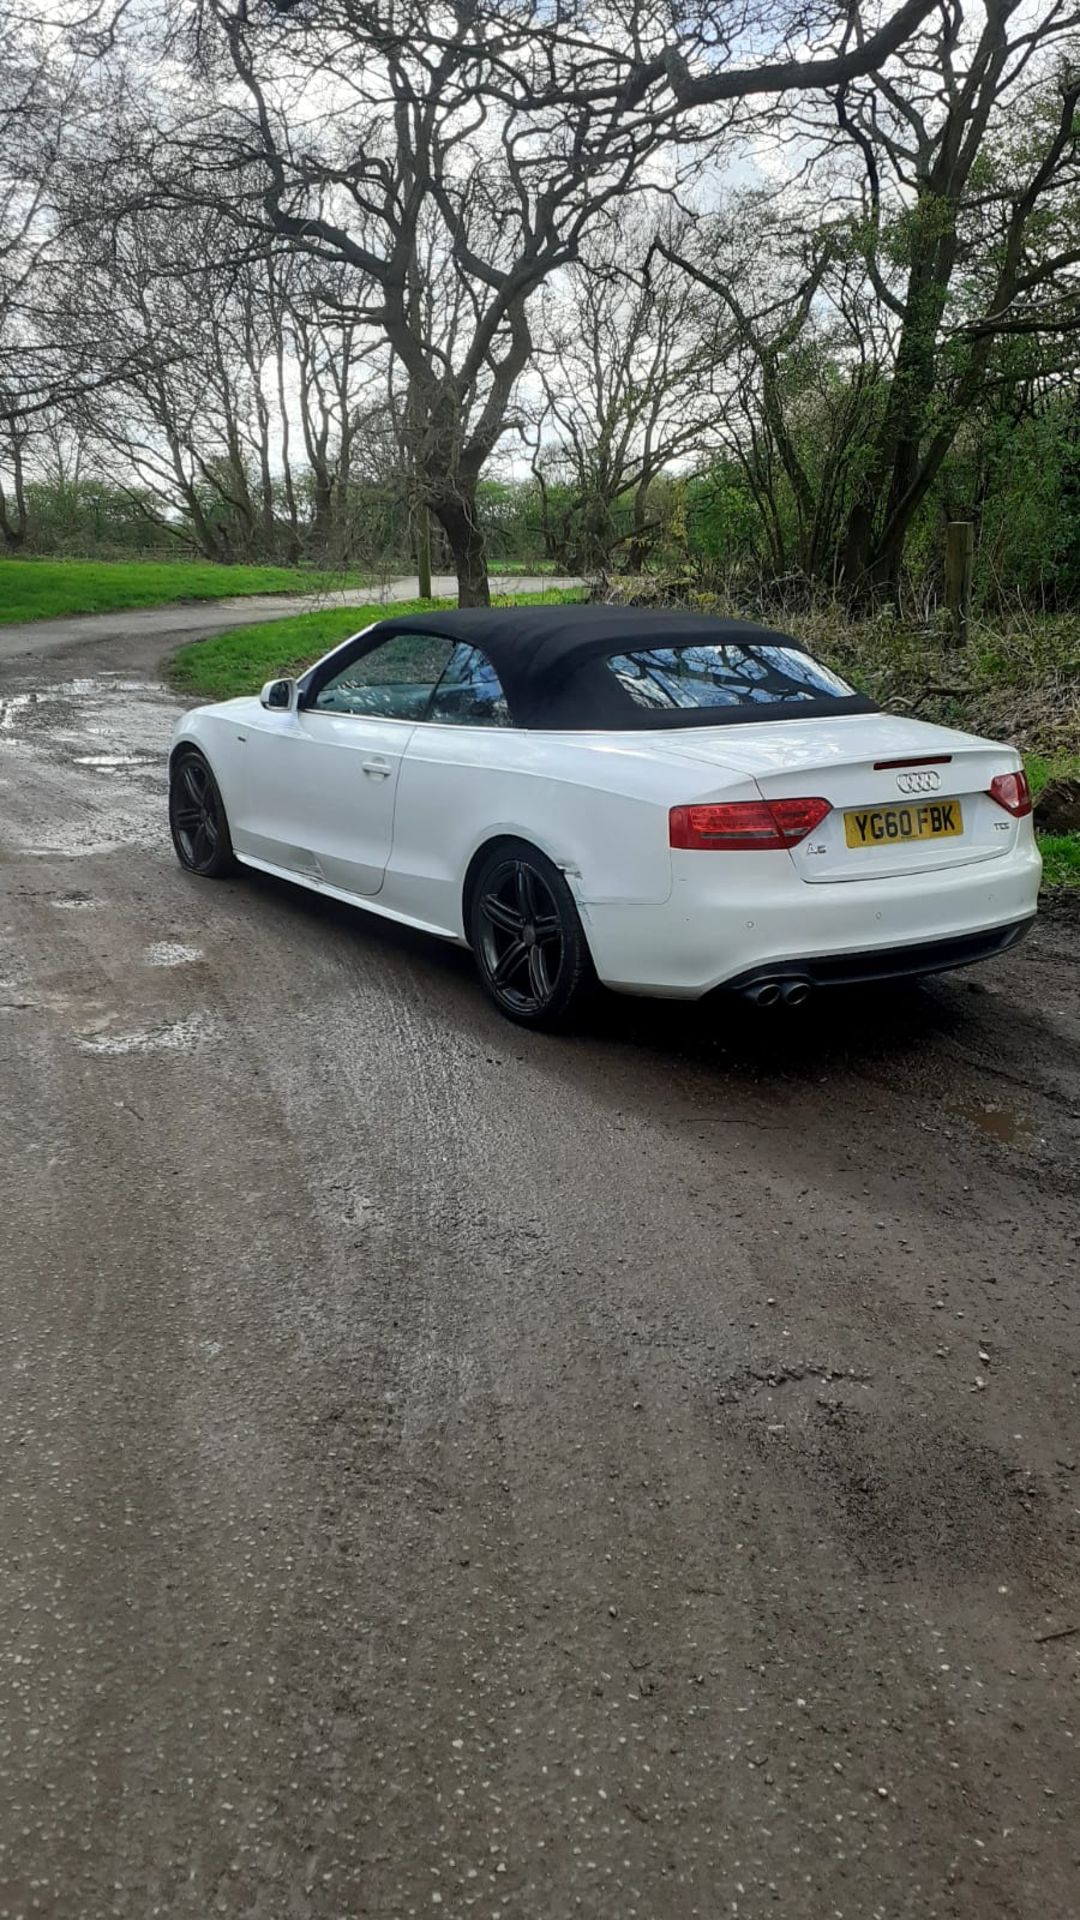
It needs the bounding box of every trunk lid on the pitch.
[649,713,1023,881]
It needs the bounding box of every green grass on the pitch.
[1039,835,1080,886]
[1024,750,1080,797]
[167,588,584,699]
[1024,752,1080,890]
[0,557,368,625]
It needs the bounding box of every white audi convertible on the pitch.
[169,605,1041,1027]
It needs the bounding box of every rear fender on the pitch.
[458,794,673,912]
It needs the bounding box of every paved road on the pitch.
[0,574,578,666]
[1,616,1078,1919]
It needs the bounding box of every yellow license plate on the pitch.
[844,800,963,848]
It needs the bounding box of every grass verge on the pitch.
[1039,835,1080,887]
[0,557,368,625]
[1025,751,1080,889]
[1025,750,1080,797]
[167,588,583,700]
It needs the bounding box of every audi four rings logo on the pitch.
[896,769,941,794]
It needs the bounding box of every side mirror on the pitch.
[260,677,298,712]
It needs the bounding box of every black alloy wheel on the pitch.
[169,749,236,878]
[470,843,593,1029]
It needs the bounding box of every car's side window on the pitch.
[427,644,512,728]
[311,633,456,720]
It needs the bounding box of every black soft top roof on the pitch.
[310,604,876,730]
[373,605,802,696]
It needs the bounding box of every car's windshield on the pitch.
[606,644,855,711]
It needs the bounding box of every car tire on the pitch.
[468,841,594,1030]
[169,748,237,879]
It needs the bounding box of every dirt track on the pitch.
[0,573,577,667]
[1,615,1078,1919]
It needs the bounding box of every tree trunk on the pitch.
[841,188,961,598]
[0,432,30,549]
[625,475,653,573]
[255,393,276,559]
[432,488,490,607]
[0,499,27,549]
[275,335,302,566]
[416,505,432,599]
[309,466,334,555]
[184,486,227,562]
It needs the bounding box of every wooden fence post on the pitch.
[945,521,974,647]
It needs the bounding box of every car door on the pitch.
[384,642,518,927]
[232,631,456,897]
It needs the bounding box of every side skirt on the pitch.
[234,853,469,947]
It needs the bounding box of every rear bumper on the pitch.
[721,915,1034,992]
[580,840,1042,998]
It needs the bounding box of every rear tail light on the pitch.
[988,771,1032,818]
[670,797,831,851]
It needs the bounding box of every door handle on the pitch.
[361,756,392,778]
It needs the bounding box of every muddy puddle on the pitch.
[949,1098,1035,1146]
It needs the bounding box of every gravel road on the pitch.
[1,611,1078,1919]
[0,575,578,667]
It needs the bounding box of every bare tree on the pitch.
[70,197,384,562]
[74,205,260,558]
[105,0,942,601]
[282,267,396,565]
[527,209,729,571]
[1,20,79,545]
[0,10,145,548]
[651,1,1080,595]
[827,0,1080,591]
[652,194,874,580]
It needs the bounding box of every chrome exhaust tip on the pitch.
[746,980,781,1008]
[781,979,812,1007]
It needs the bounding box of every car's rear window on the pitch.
[605,644,856,710]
